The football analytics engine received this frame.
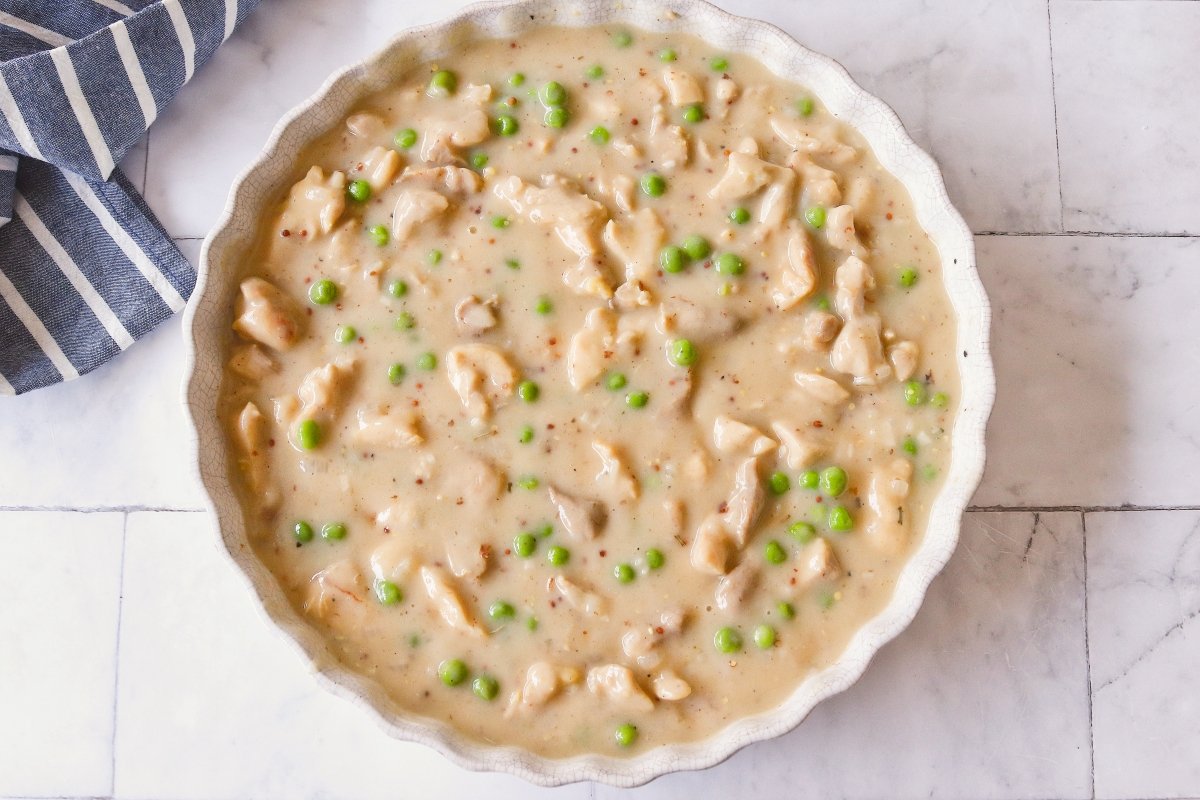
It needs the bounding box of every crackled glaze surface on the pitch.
[186,0,988,786]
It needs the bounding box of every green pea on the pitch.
[539,81,567,107]
[613,30,633,48]
[660,244,687,274]
[805,205,826,228]
[605,372,627,391]
[517,475,539,490]
[491,215,510,230]
[902,437,918,455]
[778,601,796,620]
[682,103,705,123]
[768,471,790,495]
[667,338,698,367]
[374,579,402,605]
[387,279,408,298]
[682,235,711,260]
[368,224,390,247]
[489,600,516,620]
[505,258,521,271]
[659,48,677,62]
[640,173,667,198]
[334,324,356,344]
[518,380,540,403]
[296,419,320,450]
[534,296,553,315]
[820,590,837,610]
[526,616,539,631]
[710,56,729,71]
[788,520,817,544]
[754,624,777,649]
[800,470,819,489]
[797,97,815,117]
[494,114,519,136]
[508,72,525,87]
[428,69,457,96]
[514,532,537,557]
[589,125,610,145]
[820,466,848,498]
[626,391,649,409]
[347,179,371,203]
[470,152,489,170]
[646,548,665,570]
[814,296,831,311]
[438,658,468,686]
[547,545,570,566]
[828,505,854,532]
[309,279,337,305]
[729,206,750,225]
[898,267,919,288]
[904,380,927,406]
[518,424,535,444]
[321,522,347,541]
[394,311,415,331]
[292,521,314,543]
[417,352,437,371]
[536,523,554,538]
[615,723,638,747]
[427,249,443,265]
[586,64,604,79]
[764,540,787,564]
[614,563,636,584]
[544,106,569,128]
[923,464,940,480]
[387,363,406,386]
[394,128,418,149]
[714,626,742,654]
[931,392,950,409]
[715,252,744,276]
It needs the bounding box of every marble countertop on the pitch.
[2,0,1198,798]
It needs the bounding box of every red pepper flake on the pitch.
[812,420,824,428]
[415,478,424,485]
[886,212,894,220]
[267,438,275,447]
[654,626,664,635]
[631,117,639,126]
[599,549,607,557]
[281,229,291,237]
[548,337,557,346]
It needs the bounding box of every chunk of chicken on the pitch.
[297,357,357,422]
[865,458,914,553]
[549,574,606,617]
[494,174,609,262]
[345,113,384,139]
[461,82,493,105]
[278,166,346,238]
[612,279,653,310]
[769,117,858,164]
[547,485,607,541]
[227,344,276,381]
[771,420,825,470]
[647,105,690,172]
[888,340,920,382]
[566,307,642,390]
[708,151,774,200]
[353,405,423,448]
[233,277,304,351]
[445,536,490,581]
[592,440,639,502]
[441,455,504,506]
[662,67,704,106]
[715,559,759,611]
[711,76,739,121]
[232,402,278,511]
[373,502,421,536]
[825,204,868,256]
[796,537,844,586]
[691,513,735,575]
[800,311,841,352]
[722,456,765,547]
[652,670,692,701]
[771,220,818,309]
[793,371,851,405]
[756,169,797,236]
[419,565,487,638]
[391,187,450,243]
[368,537,416,582]
[304,560,367,626]
[790,155,842,208]
[603,208,666,283]
[830,255,891,385]
[356,146,401,192]
[402,165,485,195]
[444,344,517,424]
[621,609,686,669]
[504,662,581,717]
[586,665,654,713]
[596,172,637,214]
[657,296,741,343]
[712,415,777,456]
[418,108,491,164]
[453,294,499,334]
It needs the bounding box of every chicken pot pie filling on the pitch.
[221,25,958,757]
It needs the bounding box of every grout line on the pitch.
[975,230,1200,238]
[968,504,1200,513]
[1081,511,1096,799]
[0,505,205,513]
[1046,0,1066,233]
[108,513,129,800]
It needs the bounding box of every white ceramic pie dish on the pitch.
[183,0,993,787]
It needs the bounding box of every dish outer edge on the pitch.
[181,0,995,787]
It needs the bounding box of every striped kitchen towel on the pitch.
[0,0,261,395]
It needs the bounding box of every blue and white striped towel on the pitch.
[0,0,260,395]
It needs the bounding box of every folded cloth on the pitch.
[0,0,261,395]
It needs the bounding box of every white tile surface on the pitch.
[1053,0,1200,234]
[0,511,124,798]
[1088,510,1200,799]
[113,512,591,800]
[597,512,1091,800]
[973,234,1200,508]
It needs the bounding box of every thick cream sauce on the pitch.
[220,25,958,757]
